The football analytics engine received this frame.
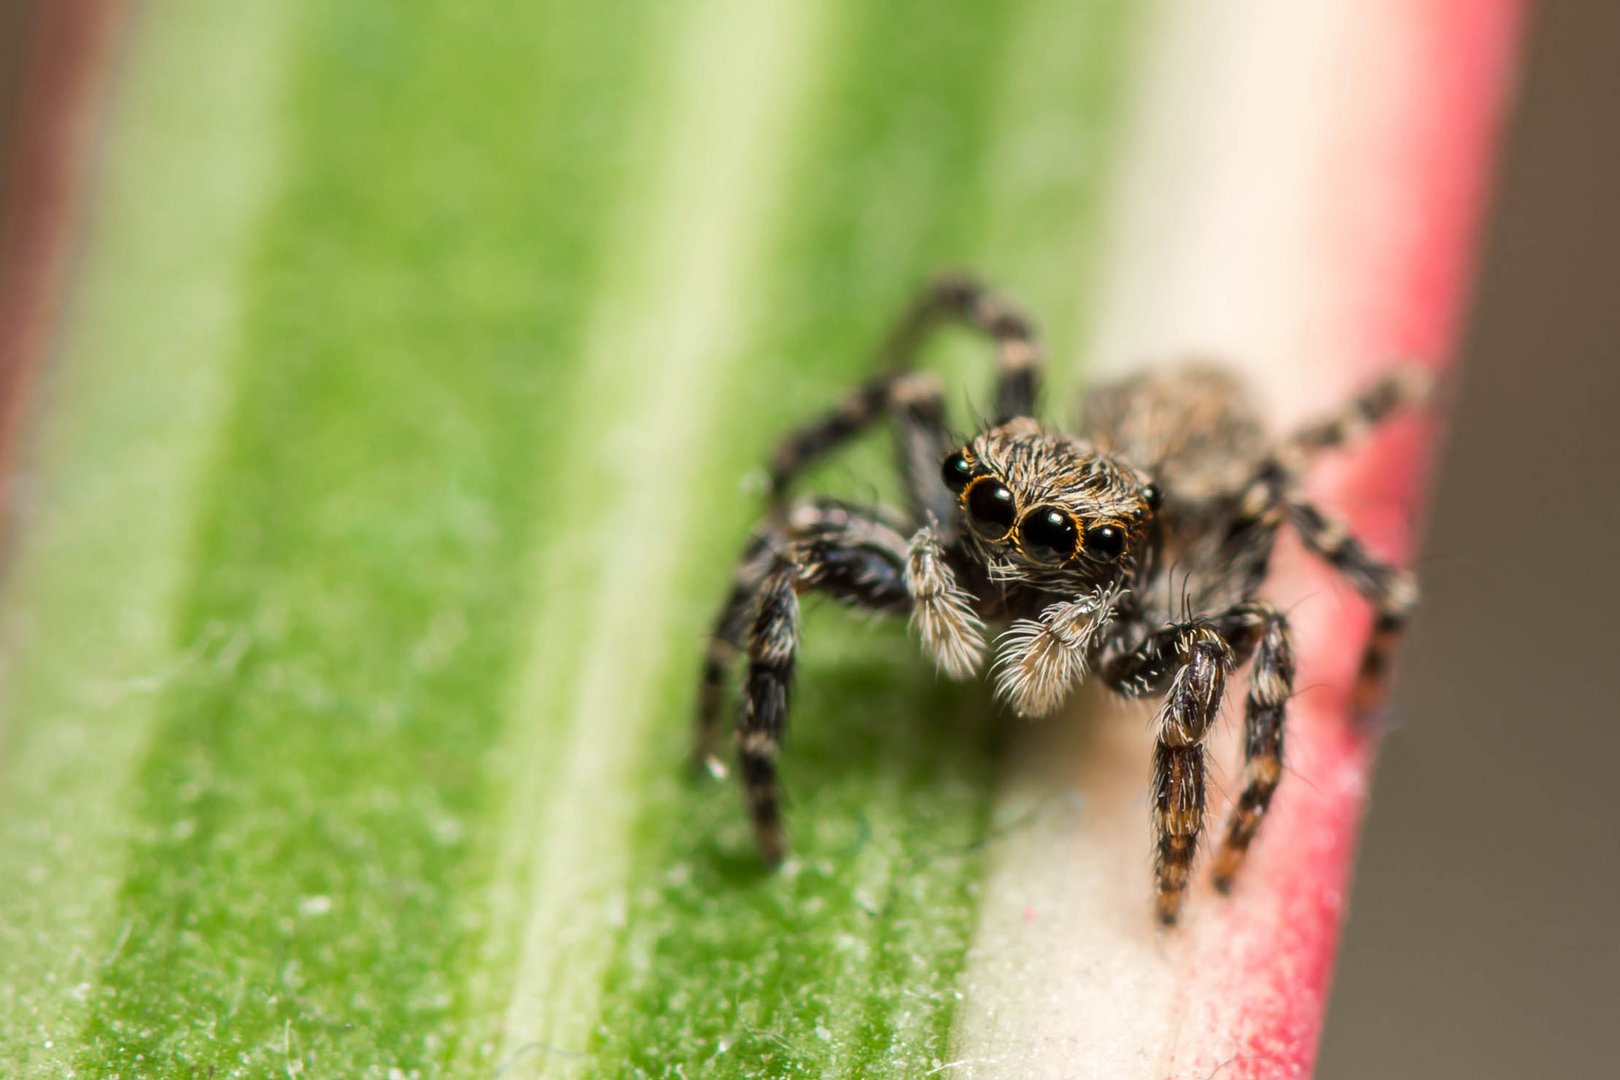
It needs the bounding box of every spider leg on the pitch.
[890,372,956,527]
[692,531,778,772]
[1281,365,1433,463]
[1202,457,1290,605]
[1149,622,1235,926]
[1218,420,1406,718]
[1099,602,1269,695]
[766,272,1043,511]
[1103,610,1298,922]
[694,503,912,771]
[763,368,957,526]
[939,272,1043,423]
[739,564,798,864]
[765,370,906,507]
[1212,604,1295,892]
[1288,500,1417,713]
[878,269,1043,424]
[1212,364,1431,600]
[722,503,913,864]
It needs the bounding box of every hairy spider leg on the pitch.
[693,503,914,770]
[885,269,1045,426]
[692,532,778,771]
[1213,603,1295,892]
[934,271,1043,423]
[1099,602,1269,693]
[763,367,954,525]
[1147,622,1235,926]
[735,505,913,863]
[765,370,906,506]
[1217,459,1292,600]
[1223,389,1422,722]
[888,375,956,527]
[1281,365,1434,462]
[1287,500,1418,714]
[1232,366,1430,717]
[703,274,1042,790]
[1099,604,1284,914]
[765,272,1045,514]
[738,565,798,864]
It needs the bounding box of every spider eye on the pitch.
[1142,483,1162,510]
[1085,523,1127,560]
[942,451,975,493]
[965,479,1017,539]
[1019,506,1079,562]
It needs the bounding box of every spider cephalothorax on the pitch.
[947,420,1156,590]
[694,272,1425,925]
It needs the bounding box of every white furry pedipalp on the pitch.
[993,586,1123,717]
[906,525,986,679]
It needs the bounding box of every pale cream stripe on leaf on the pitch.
[953,3,1371,1077]
[490,1,835,1073]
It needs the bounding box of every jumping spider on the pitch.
[695,273,1424,925]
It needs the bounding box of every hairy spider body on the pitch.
[696,273,1424,925]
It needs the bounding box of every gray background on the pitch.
[1319,3,1620,1077]
[1,3,1615,1076]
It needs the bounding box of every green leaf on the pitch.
[0,0,1141,1075]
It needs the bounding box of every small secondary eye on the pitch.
[966,479,1017,539]
[1142,483,1162,510]
[1086,523,1127,560]
[1019,506,1079,562]
[942,451,975,493]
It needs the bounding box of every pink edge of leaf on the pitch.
[1173,2,1527,1076]
[0,0,132,517]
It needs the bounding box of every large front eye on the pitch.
[1085,523,1127,560]
[965,479,1017,539]
[941,451,975,493]
[1019,506,1079,562]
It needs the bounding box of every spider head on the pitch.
[942,419,1158,590]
